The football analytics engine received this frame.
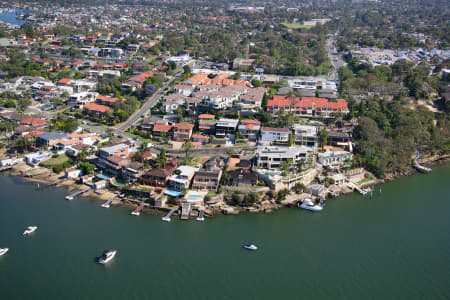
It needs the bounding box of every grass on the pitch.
[357,178,372,186]
[281,22,314,29]
[40,154,70,167]
[207,191,217,197]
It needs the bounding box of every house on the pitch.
[238,119,261,141]
[98,143,129,159]
[198,114,216,134]
[100,155,130,175]
[233,58,255,70]
[173,122,194,142]
[24,152,52,166]
[93,180,108,190]
[173,84,194,96]
[294,125,317,147]
[152,124,173,137]
[68,92,97,109]
[307,184,325,197]
[20,117,46,129]
[260,127,290,143]
[65,168,81,179]
[236,87,265,112]
[192,134,210,145]
[226,168,258,186]
[215,118,239,138]
[267,95,348,117]
[167,165,199,191]
[96,95,124,107]
[327,130,352,146]
[137,116,166,132]
[36,132,68,148]
[255,146,310,170]
[141,168,172,186]
[121,161,144,184]
[317,150,353,167]
[83,103,111,118]
[191,157,223,191]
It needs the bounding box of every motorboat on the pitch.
[161,216,171,222]
[0,248,9,256]
[98,250,117,264]
[298,199,323,212]
[131,211,140,216]
[243,244,258,251]
[23,226,38,235]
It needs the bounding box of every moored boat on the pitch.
[298,199,323,212]
[0,248,9,256]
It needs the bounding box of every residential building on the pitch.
[198,114,216,133]
[98,143,129,159]
[141,168,172,186]
[96,95,124,107]
[267,95,348,117]
[36,132,68,148]
[191,157,224,191]
[238,119,261,141]
[121,161,144,184]
[167,165,199,191]
[317,151,353,167]
[255,146,310,170]
[226,168,259,186]
[294,125,317,147]
[260,127,290,143]
[173,122,194,142]
[215,118,239,138]
[83,103,111,118]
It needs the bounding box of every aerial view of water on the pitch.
[0,165,449,299]
[0,8,25,26]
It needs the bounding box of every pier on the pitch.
[102,194,119,208]
[196,210,205,222]
[346,181,368,195]
[65,188,91,200]
[180,203,192,220]
[162,208,177,222]
[131,202,145,216]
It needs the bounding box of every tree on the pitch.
[79,162,95,175]
[182,140,193,164]
[157,148,167,168]
[318,128,328,149]
[17,98,31,112]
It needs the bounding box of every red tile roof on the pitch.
[20,117,46,126]
[174,122,194,130]
[83,103,110,113]
[153,124,173,132]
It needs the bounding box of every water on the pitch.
[0,8,24,26]
[0,165,450,299]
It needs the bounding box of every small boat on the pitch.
[161,216,171,222]
[23,226,38,235]
[98,250,117,264]
[243,244,258,251]
[298,199,323,212]
[65,196,74,200]
[0,248,9,256]
[131,211,140,216]
[196,216,205,222]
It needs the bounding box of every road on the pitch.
[325,33,346,82]
[114,70,183,134]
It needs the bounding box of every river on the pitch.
[0,165,449,299]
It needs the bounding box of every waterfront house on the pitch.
[121,161,144,184]
[226,168,259,186]
[191,157,224,191]
[317,150,353,167]
[141,168,172,187]
[36,132,68,148]
[260,127,290,143]
[255,146,310,170]
[24,152,53,166]
[65,168,81,179]
[167,165,199,191]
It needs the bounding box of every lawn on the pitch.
[40,154,70,167]
[282,22,314,29]
[357,178,372,186]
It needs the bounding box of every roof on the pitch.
[83,103,110,113]
[145,168,171,178]
[37,132,68,141]
[58,78,72,84]
[174,122,194,130]
[96,94,123,104]
[261,127,289,133]
[198,114,215,119]
[20,117,46,126]
[153,124,173,132]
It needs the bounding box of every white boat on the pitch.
[161,216,171,222]
[131,211,140,216]
[23,226,38,235]
[98,250,117,264]
[243,244,258,251]
[196,216,205,222]
[65,196,74,200]
[0,248,9,256]
[298,199,323,212]
[101,203,110,208]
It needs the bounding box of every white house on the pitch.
[260,127,290,143]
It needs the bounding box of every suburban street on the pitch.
[326,33,346,82]
[114,70,183,134]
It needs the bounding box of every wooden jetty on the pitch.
[65,188,90,200]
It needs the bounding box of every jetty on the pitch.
[196,209,205,222]
[414,150,432,173]
[102,194,119,208]
[162,208,177,222]
[65,188,90,200]
[0,165,13,172]
[131,202,145,216]
[180,203,192,220]
[346,181,368,195]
